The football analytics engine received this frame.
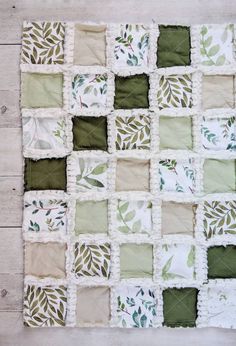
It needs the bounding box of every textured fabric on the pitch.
[208,246,236,278]
[21,73,63,108]
[157,25,191,67]
[74,24,106,66]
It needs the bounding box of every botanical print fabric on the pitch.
[21,21,236,329]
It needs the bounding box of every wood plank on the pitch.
[0,128,22,176]
[0,228,23,273]
[0,274,22,311]
[0,90,21,128]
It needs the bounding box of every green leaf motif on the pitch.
[187,245,195,267]
[76,158,107,191]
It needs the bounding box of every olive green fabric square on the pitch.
[157,25,191,68]
[24,158,67,191]
[159,116,193,150]
[203,159,236,193]
[72,116,107,151]
[75,200,108,235]
[208,245,236,279]
[120,243,153,278]
[114,74,149,109]
[163,288,198,327]
[21,73,63,108]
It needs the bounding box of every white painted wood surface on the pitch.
[1,0,236,344]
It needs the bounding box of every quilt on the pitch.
[21,21,236,328]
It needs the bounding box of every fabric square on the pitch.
[70,73,108,112]
[115,286,157,328]
[157,25,191,68]
[24,197,67,233]
[120,243,153,278]
[117,200,152,234]
[21,22,65,64]
[114,24,149,67]
[116,158,150,191]
[71,154,108,193]
[25,242,66,278]
[72,116,107,151]
[23,116,66,151]
[162,288,198,327]
[203,159,236,193]
[203,201,236,239]
[159,159,196,193]
[24,285,67,327]
[24,158,67,191]
[75,200,108,235]
[73,242,110,278]
[208,245,236,278]
[21,73,63,108]
[114,74,149,109]
[159,116,193,150]
[115,115,150,150]
[201,116,236,151]
[200,24,234,66]
[157,74,192,109]
[161,202,196,236]
[160,244,196,281]
[202,75,234,110]
[74,24,106,66]
[76,286,110,326]
[206,286,236,328]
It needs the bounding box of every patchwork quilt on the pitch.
[21,22,236,328]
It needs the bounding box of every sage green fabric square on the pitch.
[157,25,191,68]
[21,73,63,108]
[24,158,67,191]
[114,74,149,109]
[120,244,153,278]
[159,116,193,150]
[208,245,236,279]
[75,200,108,235]
[203,159,236,193]
[163,288,198,327]
[73,116,107,151]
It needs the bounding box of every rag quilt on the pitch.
[21,22,236,328]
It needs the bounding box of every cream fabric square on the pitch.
[25,242,66,278]
[74,24,106,66]
[76,286,110,326]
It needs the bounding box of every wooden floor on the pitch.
[1,1,236,345]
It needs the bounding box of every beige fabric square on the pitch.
[161,202,196,236]
[74,24,106,66]
[76,286,110,326]
[25,242,66,278]
[202,75,234,110]
[116,158,150,191]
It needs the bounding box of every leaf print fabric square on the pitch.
[157,25,191,68]
[74,24,106,66]
[203,201,236,239]
[21,22,65,64]
[116,200,152,234]
[73,242,111,278]
[201,117,236,151]
[114,24,149,68]
[159,159,196,193]
[114,74,149,109]
[75,200,108,235]
[208,245,236,278]
[159,116,193,150]
[115,115,151,150]
[24,196,67,233]
[157,74,192,109]
[200,24,234,66]
[24,285,67,327]
[161,244,196,281]
[162,288,198,327]
[76,287,110,326]
[120,244,153,278]
[72,116,107,151]
[115,286,157,328]
[71,73,108,112]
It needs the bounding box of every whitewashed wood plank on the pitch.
[0,128,22,176]
[0,45,20,90]
[0,274,22,311]
[0,228,23,273]
[0,90,21,128]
